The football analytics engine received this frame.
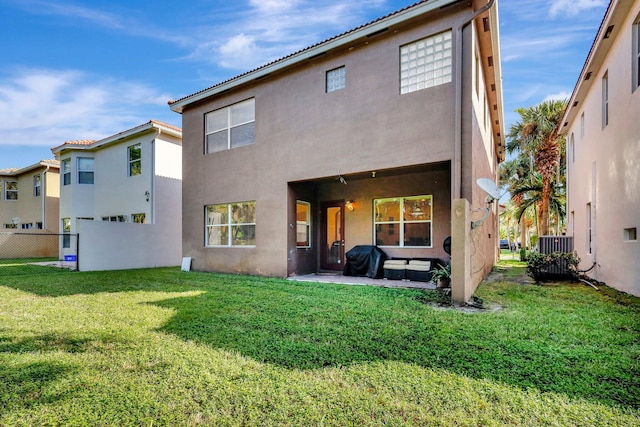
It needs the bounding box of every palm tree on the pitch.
[506,99,567,236]
[510,173,566,239]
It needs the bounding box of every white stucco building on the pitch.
[560,0,640,296]
[51,120,183,271]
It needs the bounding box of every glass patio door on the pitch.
[320,201,345,270]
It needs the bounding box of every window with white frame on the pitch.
[62,159,71,185]
[296,201,311,247]
[326,66,345,92]
[62,217,71,248]
[34,174,41,197]
[132,213,146,224]
[128,144,141,176]
[205,201,256,247]
[400,30,452,95]
[374,195,432,247]
[4,224,17,229]
[633,14,640,92]
[569,133,575,164]
[4,181,17,200]
[205,98,255,154]
[602,71,609,128]
[78,157,94,184]
[580,112,584,139]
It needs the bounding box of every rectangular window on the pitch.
[21,223,33,229]
[205,201,256,247]
[400,30,452,95]
[633,16,640,92]
[296,201,311,247]
[326,66,346,92]
[36,222,43,229]
[128,144,142,176]
[62,217,71,248]
[62,159,71,185]
[78,157,94,184]
[624,227,637,241]
[101,215,128,222]
[4,181,17,200]
[602,71,609,128]
[205,98,255,154]
[374,195,432,247]
[132,213,146,224]
[34,174,41,197]
[580,112,584,139]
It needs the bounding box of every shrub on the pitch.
[526,251,580,282]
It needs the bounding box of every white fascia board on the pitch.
[169,0,459,113]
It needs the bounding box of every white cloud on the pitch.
[187,0,387,70]
[0,68,176,147]
[549,0,607,18]
[543,91,571,102]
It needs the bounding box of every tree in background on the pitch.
[505,99,567,237]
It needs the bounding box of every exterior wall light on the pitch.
[345,200,355,211]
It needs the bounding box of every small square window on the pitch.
[326,66,346,92]
[624,227,637,241]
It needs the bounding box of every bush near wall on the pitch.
[526,251,580,282]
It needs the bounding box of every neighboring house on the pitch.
[0,160,60,258]
[560,0,640,297]
[51,120,183,271]
[170,0,504,303]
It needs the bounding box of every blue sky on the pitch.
[0,0,609,169]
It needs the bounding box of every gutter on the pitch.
[453,0,496,199]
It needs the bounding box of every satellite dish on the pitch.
[476,178,501,201]
[11,217,21,225]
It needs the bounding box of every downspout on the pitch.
[41,164,51,231]
[453,0,495,199]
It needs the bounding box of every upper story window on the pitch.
[326,66,346,92]
[132,213,146,224]
[205,98,255,154]
[633,14,640,92]
[33,174,41,197]
[62,159,71,185]
[374,195,432,247]
[4,181,18,200]
[296,201,311,248]
[78,157,94,184]
[128,144,142,176]
[400,30,452,95]
[205,201,256,247]
[602,71,609,128]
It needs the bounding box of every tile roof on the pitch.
[0,159,60,176]
[168,0,445,110]
[51,120,182,153]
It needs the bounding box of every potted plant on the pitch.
[431,263,451,288]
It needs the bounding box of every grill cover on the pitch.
[343,245,387,278]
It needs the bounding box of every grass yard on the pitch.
[0,262,638,426]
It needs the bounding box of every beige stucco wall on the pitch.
[565,0,640,296]
[0,166,59,232]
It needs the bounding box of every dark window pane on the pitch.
[78,171,94,184]
[404,222,431,247]
[232,224,256,246]
[375,223,400,246]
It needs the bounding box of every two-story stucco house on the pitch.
[51,119,183,271]
[0,160,60,258]
[170,0,504,303]
[560,0,640,297]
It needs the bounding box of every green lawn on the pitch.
[0,263,638,426]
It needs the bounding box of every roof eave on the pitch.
[169,0,459,113]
